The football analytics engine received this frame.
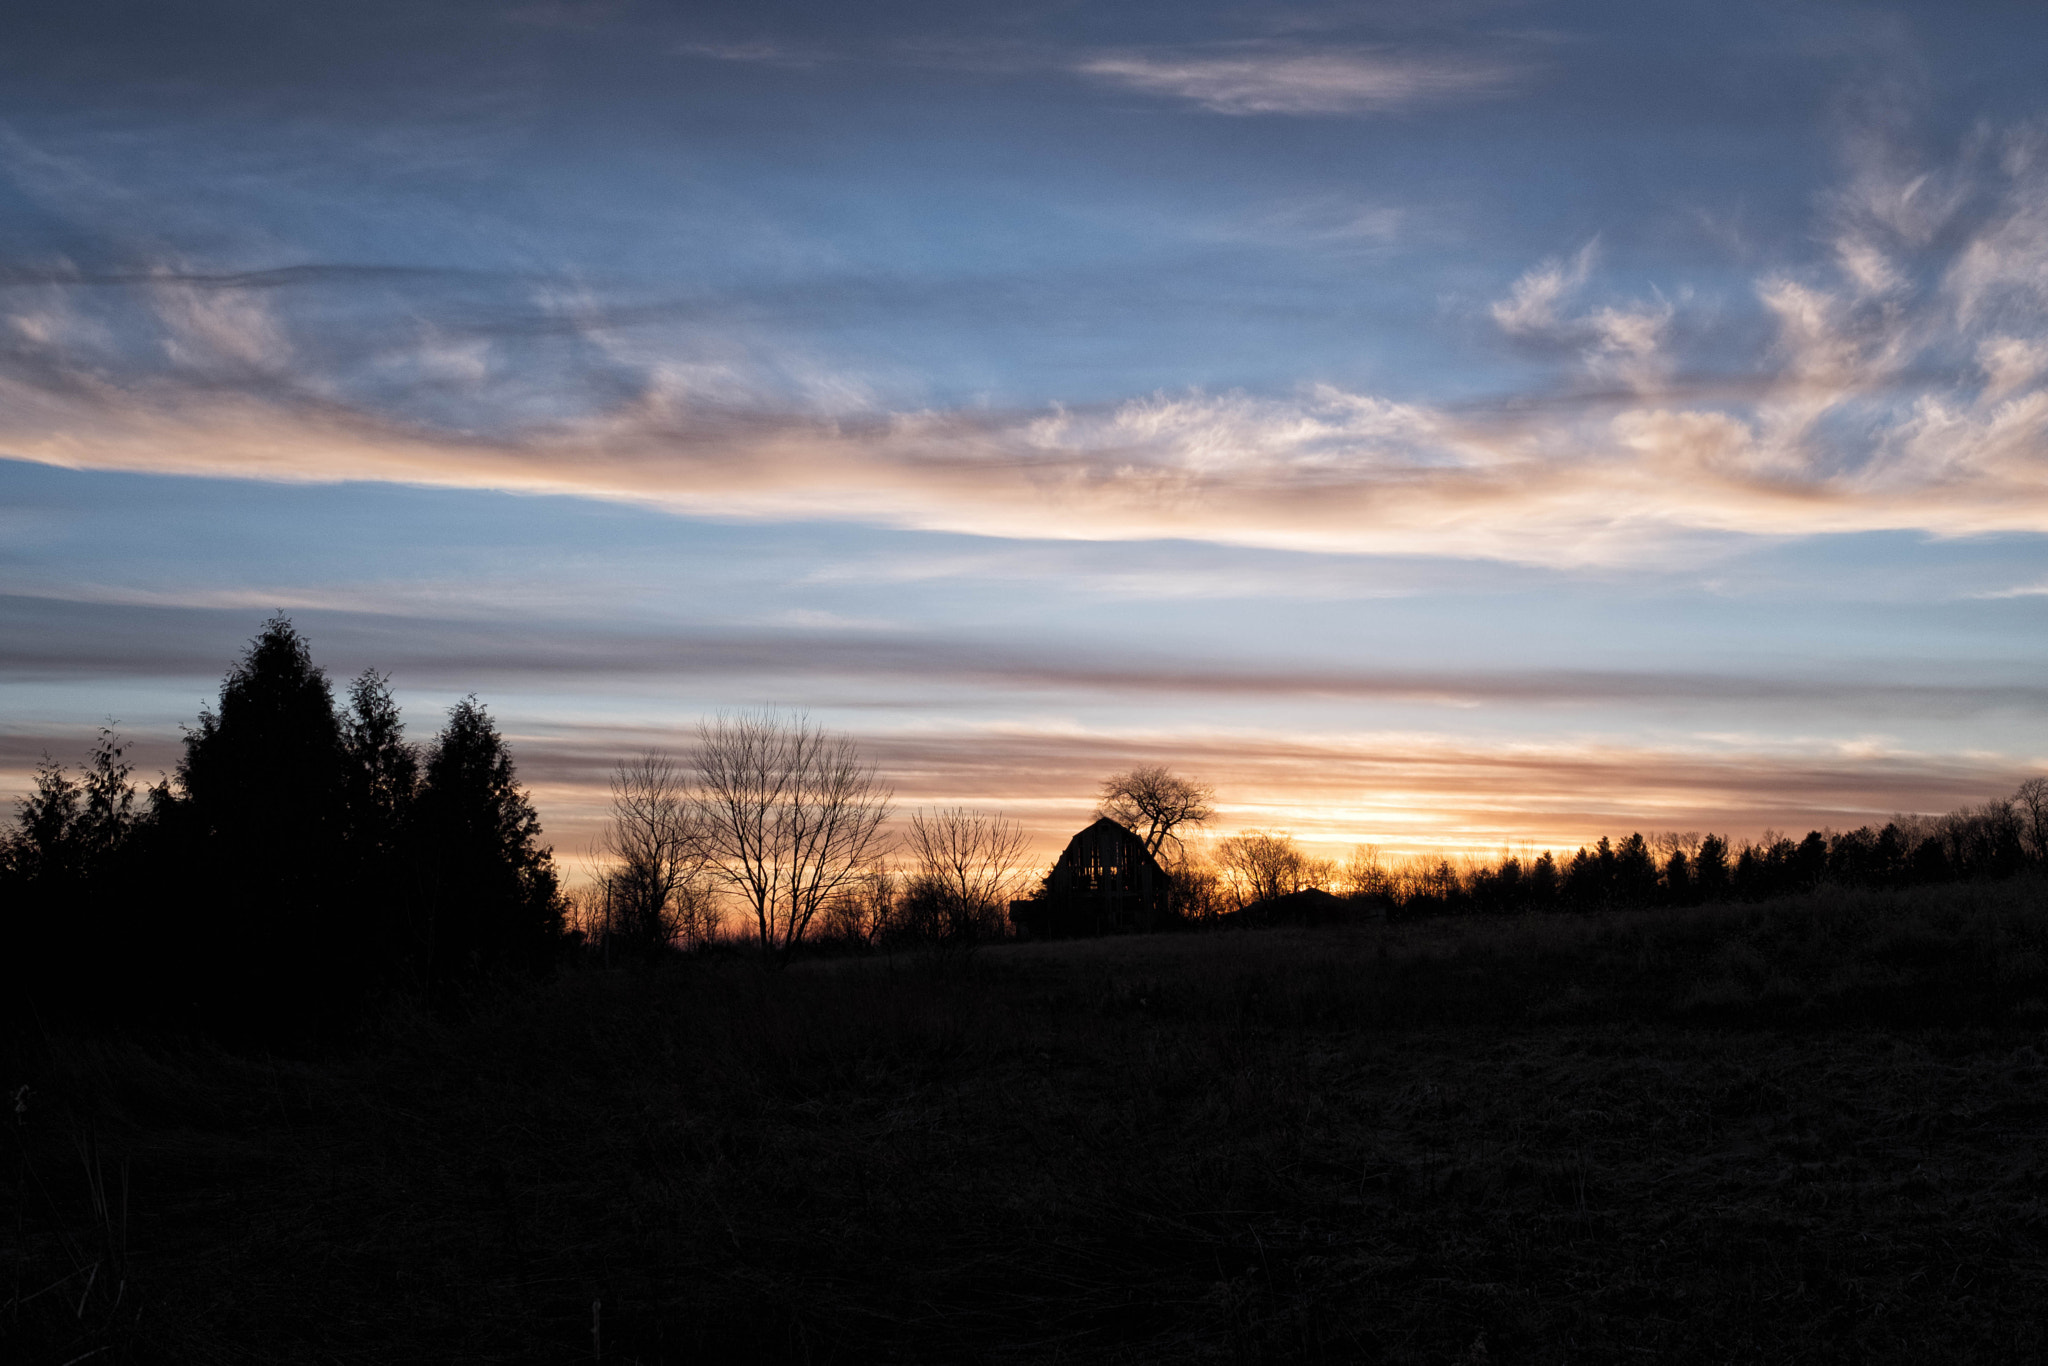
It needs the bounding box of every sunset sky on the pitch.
[5,0,2048,869]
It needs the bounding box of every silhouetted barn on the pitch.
[1011,816,1173,938]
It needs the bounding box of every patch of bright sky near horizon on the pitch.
[3,0,2048,868]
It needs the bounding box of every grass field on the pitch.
[10,876,2048,1362]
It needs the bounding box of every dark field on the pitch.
[12,878,2048,1363]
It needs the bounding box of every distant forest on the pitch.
[5,616,2046,1041]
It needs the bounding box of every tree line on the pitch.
[0,617,561,1038]
[581,720,1027,960]
[8,616,2048,1037]
[1165,784,2048,921]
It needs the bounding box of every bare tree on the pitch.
[902,807,1029,945]
[1340,844,1392,900]
[695,712,893,960]
[602,751,706,955]
[821,863,898,947]
[2015,777,2048,864]
[1097,765,1215,859]
[1161,839,1227,922]
[1214,829,1318,909]
[1653,831,1703,860]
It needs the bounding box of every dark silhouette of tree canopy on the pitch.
[1,728,147,1013]
[342,669,419,867]
[341,669,423,978]
[416,696,564,981]
[2018,778,2048,864]
[1097,766,1214,859]
[172,616,354,1030]
[1,617,575,1035]
[179,615,347,882]
[1695,834,1731,897]
[7,757,86,887]
[1614,832,1659,904]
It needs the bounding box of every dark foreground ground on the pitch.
[10,878,2048,1363]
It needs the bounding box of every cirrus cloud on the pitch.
[3,126,2048,568]
[1076,44,1528,116]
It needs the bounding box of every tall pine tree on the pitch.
[416,697,562,984]
[174,616,351,1032]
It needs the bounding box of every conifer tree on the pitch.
[173,616,351,1030]
[416,697,562,981]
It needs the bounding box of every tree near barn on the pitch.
[1214,829,1322,909]
[415,696,564,981]
[695,711,892,960]
[1097,765,1214,859]
[900,806,1029,945]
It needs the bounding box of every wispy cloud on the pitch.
[3,124,2048,567]
[1490,241,1676,392]
[674,40,837,68]
[1076,44,1525,116]
[1491,240,1598,335]
[5,592,2041,718]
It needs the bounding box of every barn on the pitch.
[1010,816,1175,938]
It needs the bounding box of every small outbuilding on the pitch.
[1010,816,1174,938]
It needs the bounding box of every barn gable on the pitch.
[1011,816,1174,938]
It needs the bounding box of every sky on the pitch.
[5,0,2048,871]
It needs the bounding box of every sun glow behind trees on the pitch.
[3,1,2048,880]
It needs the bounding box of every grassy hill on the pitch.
[10,876,2048,1363]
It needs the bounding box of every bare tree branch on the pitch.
[902,806,1028,945]
[1214,829,1322,909]
[1096,765,1215,859]
[602,750,711,954]
[695,711,893,961]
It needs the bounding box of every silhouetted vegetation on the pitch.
[0,617,563,1040]
[1325,793,2048,921]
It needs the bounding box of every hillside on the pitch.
[10,876,2048,1363]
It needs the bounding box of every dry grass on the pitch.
[8,877,2048,1362]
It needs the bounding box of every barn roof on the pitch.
[1056,816,1159,865]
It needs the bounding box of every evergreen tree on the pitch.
[2,758,84,887]
[342,670,419,859]
[173,616,351,1031]
[1793,831,1829,888]
[1663,849,1694,905]
[2,730,149,1020]
[341,670,422,982]
[1613,833,1659,906]
[1695,834,1730,899]
[416,697,562,982]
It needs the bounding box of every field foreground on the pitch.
[10,879,2048,1363]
